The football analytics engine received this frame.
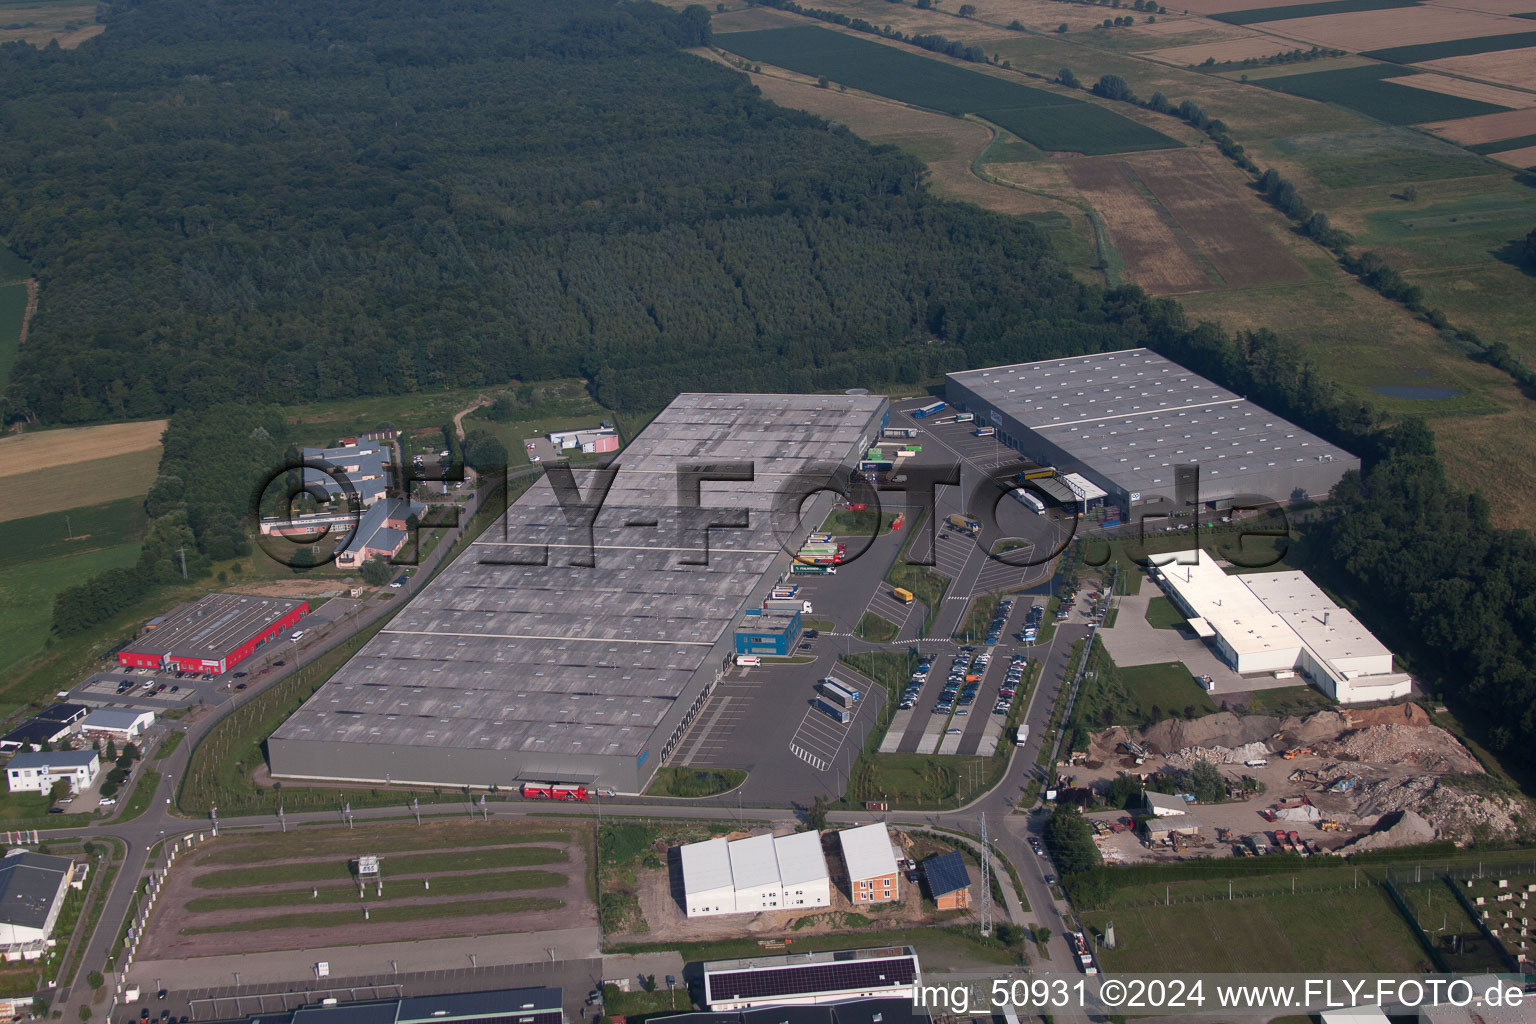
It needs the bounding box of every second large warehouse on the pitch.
[945,349,1358,517]
[268,393,887,794]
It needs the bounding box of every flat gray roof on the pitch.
[948,349,1355,497]
[121,593,305,661]
[272,393,885,759]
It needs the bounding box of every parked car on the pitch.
[290,630,307,643]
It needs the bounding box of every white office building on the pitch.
[5,751,100,795]
[1154,550,1410,703]
[680,831,832,917]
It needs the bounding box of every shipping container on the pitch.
[815,698,853,725]
[819,678,862,705]
[1011,488,1046,514]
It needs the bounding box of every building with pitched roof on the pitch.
[6,750,100,795]
[837,824,899,905]
[117,593,308,675]
[679,831,832,917]
[0,849,78,960]
[919,851,971,911]
[335,498,427,568]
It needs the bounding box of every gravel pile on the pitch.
[1342,809,1437,852]
[1332,723,1483,774]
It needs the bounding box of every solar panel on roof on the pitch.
[708,958,916,1002]
[921,851,970,898]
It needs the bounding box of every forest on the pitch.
[2,0,1157,423]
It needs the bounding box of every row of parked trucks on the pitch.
[1236,829,1316,856]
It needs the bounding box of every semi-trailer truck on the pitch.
[1011,488,1046,514]
[818,678,862,706]
[912,401,945,419]
[882,427,918,438]
[815,698,853,724]
[954,412,975,423]
[946,514,981,535]
[791,564,835,575]
[975,426,996,437]
[893,587,915,605]
[764,597,814,614]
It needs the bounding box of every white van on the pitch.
[735,655,762,667]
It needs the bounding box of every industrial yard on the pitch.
[135,820,593,960]
[1071,703,1530,863]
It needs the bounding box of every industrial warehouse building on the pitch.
[680,831,832,917]
[650,998,929,1024]
[945,350,1358,518]
[1154,550,1411,703]
[702,947,921,1011]
[268,393,888,794]
[117,594,308,675]
[733,608,802,657]
[0,849,79,961]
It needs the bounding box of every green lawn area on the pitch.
[185,868,567,912]
[645,767,745,798]
[0,790,52,822]
[153,732,183,760]
[955,594,998,644]
[182,894,562,934]
[1082,885,1427,973]
[856,611,899,643]
[0,542,142,678]
[463,379,614,459]
[851,753,991,808]
[0,497,148,571]
[1144,595,1189,630]
[602,985,691,1017]
[194,844,568,889]
[114,767,160,823]
[1119,661,1217,720]
[885,513,949,635]
[819,507,901,537]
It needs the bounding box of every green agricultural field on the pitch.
[1082,885,1427,973]
[1268,126,1498,189]
[1213,0,1416,25]
[1257,65,1510,125]
[0,282,24,391]
[0,543,141,678]
[717,26,1179,155]
[0,497,148,572]
[0,447,162,523]
[1363,30,1536,65]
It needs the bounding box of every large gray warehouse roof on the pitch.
[947,350,1355,499]
[271,394,884,769]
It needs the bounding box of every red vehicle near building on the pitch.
[521,782,589,801]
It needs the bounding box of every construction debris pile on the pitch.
[1087,703,1534,852]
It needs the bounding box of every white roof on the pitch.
[1155,550,1298,658]
[838,823,898,880]
[1144,791,1187,814]
[79,708,153,731]
[680,837,733,896]
[773,830,830,887]
[1240,571,1392,665]
[1060,472,1107,501]
[727,832,781,891]
[1319,1009,1390,1024]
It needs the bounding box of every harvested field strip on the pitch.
[1263,8,1528,51]
[1469,131,1536,153]
[184,868,568,913]
[192,845,568,889]
[1061,158,1209,294]
[1214,0,1419,26]
[1364,29,1536,63]
[181,895,563,935]
[717,26,1179,155]
[1417,47,1536,90]
[1426,106,1536,143]
[1257,64,1510,123]
[0,419,165,474]
[0,447,163,523]
[1383,74,1536,108]
[1130,152,1306,289]
[1489,142,1536,165]
[197,827,568,865]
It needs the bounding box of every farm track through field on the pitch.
[1062,157,1210,294]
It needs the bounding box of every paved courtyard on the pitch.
[1099,589,1295,696]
